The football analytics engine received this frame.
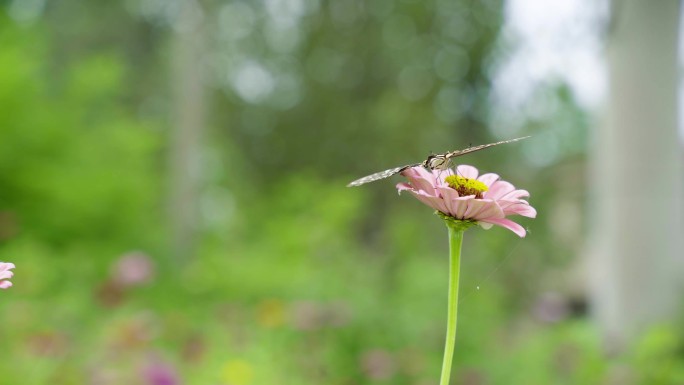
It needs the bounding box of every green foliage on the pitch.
[0,17,161,247]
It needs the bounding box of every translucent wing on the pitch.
[347,164,420,187]
[445,136,530,160]
[347,136,529,187]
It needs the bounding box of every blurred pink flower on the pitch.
[0,262,15,289]
[143,359,179,385]
[397,165,536,237]
[360,349,396,380]
[112,251,155,287]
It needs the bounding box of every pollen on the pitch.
[444,175,488,198]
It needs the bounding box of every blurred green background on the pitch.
[1,0,683,384]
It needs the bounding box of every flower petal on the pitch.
[477,173,500,188]
[437,186,460,199]
[451,196,474,218]
[456,165,478,179]
[501,189,530,200]
[463,199,490,219]
[408,190,450,214]
[0,281,12,289]
[396,183,413,193]
[480,218,527,237]
[433,168,456,189]
[0,263,15,272]
[0,271,13,280]
[484,181,515,200]
[499,200,537,218]
[437,186,462,216]
[471,199,505,220]
[401,167,438,195]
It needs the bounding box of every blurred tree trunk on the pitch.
[589,0,683,350]
[168,1,206,260]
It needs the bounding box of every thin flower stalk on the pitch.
[440,223,463,385]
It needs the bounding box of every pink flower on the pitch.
[111,251,155,287]
[0,262,15,289]
[142,359,180,385]
[396,165,536,237]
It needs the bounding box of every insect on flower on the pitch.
[346,136,530,187]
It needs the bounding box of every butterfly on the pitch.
[346,136,530,187]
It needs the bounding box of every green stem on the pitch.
[439,224,464,385]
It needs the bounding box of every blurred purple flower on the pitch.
[112,251,155,287]
[181,334,205,364]
[0,262,15,289]
[360,349,396,380]
[143,360,180,385]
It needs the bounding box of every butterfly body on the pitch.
[346,136,529,187]
[424,153,450,170]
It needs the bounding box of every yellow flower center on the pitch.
[444,175,488,198]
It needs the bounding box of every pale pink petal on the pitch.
[397,182,439,199]
[401,167,438,195]
[480,218,527,237]
[471,200,504,220]
[501,189,530,200]
[437,186,460,199]
[477,173,500,187]
[409,190,450,214]
[433,168,456,189]
[0,263,15,272]
[437,187,462,216]
[438,168,456,178]
[456,165,478,179]
[463,199,489,219]
[484,181,515,200]
[0,262,15,289]
[396,183,414,194]
[500,201,537,218]
[497,199,519,209]
[452,196,474,218]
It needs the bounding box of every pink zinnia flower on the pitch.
[142,360,179,385]
[396,165,536,237]
[0,262,15,289]
[112,251,155,287]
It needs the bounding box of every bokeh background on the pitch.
[0,0,683,384]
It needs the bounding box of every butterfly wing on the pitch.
[445,136,530,160]
[347,164,420,187]
[347,136,529,187]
